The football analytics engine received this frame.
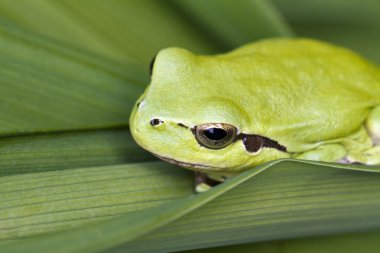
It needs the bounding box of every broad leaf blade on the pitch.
[0,0,221,66]
[0,21,144,135]
[0,128,155,176]
[186,230,380,253]
[0,162,193,241]
[115,161,380,252]
[1,160,380,253]
[172,0,294,49]
[272,0,380,64]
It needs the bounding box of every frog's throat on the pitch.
[153,153,226,172]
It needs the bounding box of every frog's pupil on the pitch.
[203,128,227,140]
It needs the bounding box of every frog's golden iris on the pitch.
[193,123,237,149]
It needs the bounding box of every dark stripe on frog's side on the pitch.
[236,133,287,152]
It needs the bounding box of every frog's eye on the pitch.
[194,123,237,149]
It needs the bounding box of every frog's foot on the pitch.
[363,146,380,164]
[336,156,364,165]
[345,146,380,165]
[194,171,220,193]
[366,105,380,145]
[350,105,380,165]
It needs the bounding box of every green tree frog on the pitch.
[129,38,380,192]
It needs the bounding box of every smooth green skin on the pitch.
[130,38,380,178]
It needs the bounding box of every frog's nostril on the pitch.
[150,118,163,126]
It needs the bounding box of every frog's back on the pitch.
[215,38,380,149]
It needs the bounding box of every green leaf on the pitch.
[0,128,155,176]
[186,230,380,253]
[2,160,380,253]
[0,162,193,241]
[116,161,380,253]
[172,0,294,49]
[0,21,145,135]
[0,0,221,66]
[272,0,380,64]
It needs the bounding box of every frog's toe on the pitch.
[366,106,380,145]
[195,182,211,193]
[345,146,380,165]
[362,146,380,165]
[336,157,359,164]
[194,171,220,193]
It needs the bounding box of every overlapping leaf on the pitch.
[0,162,193,241]
[187,230,380,253]
[1,160,380,253]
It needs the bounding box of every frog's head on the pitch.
[129,47,287,175]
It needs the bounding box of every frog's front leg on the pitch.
[353,106,380,165]
[334,108,380,165]
[294,144,347,163]
[194,171,220,193]
[359,146,380,165]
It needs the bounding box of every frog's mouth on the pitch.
[153,153,224,171]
